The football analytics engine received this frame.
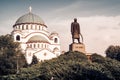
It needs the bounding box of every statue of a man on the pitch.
[71,18,80,43]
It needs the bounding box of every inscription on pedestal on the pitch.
[69,43,86,53]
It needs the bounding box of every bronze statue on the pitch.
[71,18,81,43]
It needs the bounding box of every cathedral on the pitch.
[11,7,61,64]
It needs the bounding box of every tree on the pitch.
[90,53,105,63]
[1,51,120,80]
[116,53,120,61]
[105,45,120,61]
[3,51,114,80]
[0,34,26,75]
[91,53,120,80]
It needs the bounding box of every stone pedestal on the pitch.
[69,43,86,53]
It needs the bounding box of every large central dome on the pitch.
[15,13,45,25]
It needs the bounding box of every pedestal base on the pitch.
[69,43,86,53]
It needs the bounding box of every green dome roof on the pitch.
[28,35,49,43]
[15,13,45,25]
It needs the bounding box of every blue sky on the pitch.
[1,0,120,56]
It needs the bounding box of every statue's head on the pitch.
[74,18,77,22]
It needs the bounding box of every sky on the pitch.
[0,0,120,56]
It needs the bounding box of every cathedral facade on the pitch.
[11,9,61,64]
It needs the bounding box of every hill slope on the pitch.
[1,51,120,80]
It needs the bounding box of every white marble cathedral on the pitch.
[11,7,61,64]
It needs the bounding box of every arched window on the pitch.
[54,38,58,43]
[44,44,46,48]
[15,26,17,30]
[18,25,20,30]
[22,25,24,30]
[30,44,32,48]
[26,25,28,29]
[16,35,20,41]
[53,47,59,52]
[38,44,39,48]
[34,44,36,48]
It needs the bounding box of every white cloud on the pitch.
[47,15,120,56]
[0,19,14,35]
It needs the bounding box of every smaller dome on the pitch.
[15,13,45,25]
[28,35,49,43]
[51,32,59,36]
